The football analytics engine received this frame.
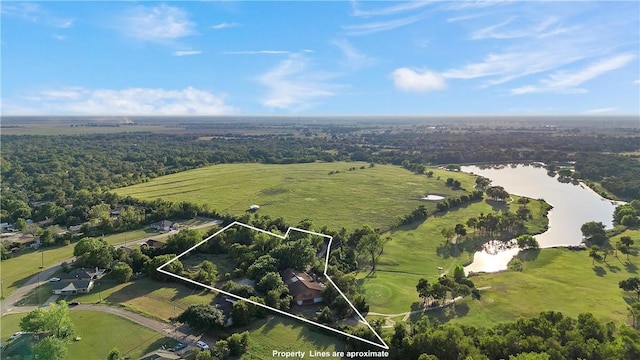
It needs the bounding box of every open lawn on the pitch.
[415,229,640,328]
[241,316,345,359]
[115,162,476,230]
[358,197,549,315]
[0,228,151,298]
[71,277,216,321]
[1,311,168,359]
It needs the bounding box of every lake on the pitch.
[462,163,620,273]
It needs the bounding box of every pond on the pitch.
[461,163,621,274]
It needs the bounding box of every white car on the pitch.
[196,340,210,350]
[49,277,61,282]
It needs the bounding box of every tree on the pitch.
[620,277,640,300]
[21,301,74,339]
[176,304,225,329]
[452,264,466,283]
[581,221,606,239]
[416,278,430,306]
[256,272,286,294]
[166,228,201,254]
[621,236,635,260]
[454,223,467,237]
[232,300,252,326]
[589,245,602,265]
[316,306,334,324]
[112,262,133,283]
[148,255,183,281]
[441,227,455,244]
[1,245,9,260]
[226,331,249,356]
[356,233,385,270]
[32,336,68,360]
[516,234,540,250]
[107,348,123,360]
[14,217,27,231]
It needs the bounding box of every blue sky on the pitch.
[2,1,639,115]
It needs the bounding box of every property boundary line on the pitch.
[157,221,389,349]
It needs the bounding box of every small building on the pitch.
[249,205,260,211]
[139,349,182,360]
[143,239,166,249]
[151,220,174,232]
[280,268,325,306]
[214,296,236,327]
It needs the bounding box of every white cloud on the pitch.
[392,68,446,92]
[511,54,635,94]
[1,3,74,28]
[173,50,202,56]
[332,38,372,68]
[447,13,488,23]
[343,11,431,36]
[121,5,195,42]
[6,87,235,115]
[585,107,617,114]
[471,16,577,40]
[351,1,434,17]
[634,79,640,85]
[211,22,239,30]
[443,0,513,10]
[223,50,290,55]
[259,54,341,111]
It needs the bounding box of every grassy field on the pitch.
[1,311,169,359]
[241,316,345,359]
[0,228,152,298]
[115,162,476,231]
[409,229,640,329]
[71,277,216,321]
[0,124,172,136]
[358,196,550,315]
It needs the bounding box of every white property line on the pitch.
[157,221,389,350]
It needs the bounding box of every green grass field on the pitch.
[358,196,550,315]
[241,316,345,359]
[0,228,152,298]
[409,229,640,329]
[71,277,216,321]
[115,162,476,231]
[1,311,168,359]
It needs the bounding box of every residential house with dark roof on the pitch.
[52,267,106,295]
[280,268,325,306]
[151,220,175,232]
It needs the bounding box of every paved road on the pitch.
[0,219,221,315]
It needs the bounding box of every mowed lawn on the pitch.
[241,316,345,359]
[72,277,216,321]
[114,162,475,230]
[1,311,168,359]
[358,197,550,315]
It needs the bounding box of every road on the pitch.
[1,219,221,315]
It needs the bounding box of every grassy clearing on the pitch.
[115,162,475,230]
[1,124,170,136]
[1,311,168,359]
[241,316,345,359]
[358,197,549,315]
[0,228,151,298]
[71,277,216,321]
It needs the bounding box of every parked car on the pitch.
[173,342,186,351]
[196,340,209,350]
[68,301,80,306]
[8,332,25,340]
[48,277,61,282]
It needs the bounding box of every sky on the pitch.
[1,1,639,116]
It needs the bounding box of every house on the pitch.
[52,267,106,295]
[143,239,166,249]
[214,296,236,327]
[151,220,174,232]
[280,268,325,306]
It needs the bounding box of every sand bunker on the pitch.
[421,194,445,201]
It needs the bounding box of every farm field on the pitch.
[115,162,476,231]
[0,311,168,359]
